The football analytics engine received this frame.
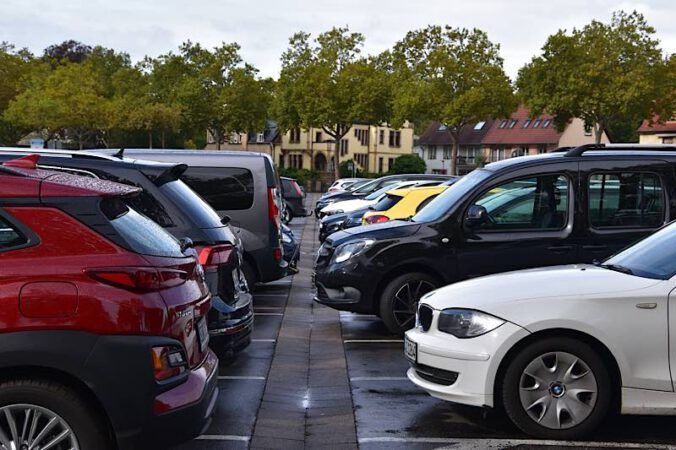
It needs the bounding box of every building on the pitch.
[274,123,415,175]
[205,120,280,154]
[638,117,676,144]
[416,106,608,175]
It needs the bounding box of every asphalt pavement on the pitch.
[175,194,676,450]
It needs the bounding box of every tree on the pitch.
[391,26,516,175]
[274,28,393,178]
[43,40,92,65]
[390,154,426,174]
[517,11,672,144]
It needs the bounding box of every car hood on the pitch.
[328,220,421,245]
[421,264,663,321]
[323,198,375,213]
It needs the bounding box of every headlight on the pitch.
[437,309,505,338]
[282,232,292,244]
[325,209,344,216]
[331,239,374,264]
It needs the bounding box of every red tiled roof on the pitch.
[418,120,495,146]
[482,105,561,145]
[638,118,676,134]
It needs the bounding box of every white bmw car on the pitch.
[405,221,676,439]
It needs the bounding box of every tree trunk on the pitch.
[148,131,153,149]
[334,137,340,180]
[161,131,166,149]
[450,131,459,176]
[594,123,603,145]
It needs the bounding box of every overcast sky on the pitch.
[1,0,673,80]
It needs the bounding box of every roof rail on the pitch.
[564,144,605,157]
[564,143,676,158]
[0,147,118,161]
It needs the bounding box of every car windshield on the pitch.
[412,169,493,223]
[604,222,676,280]
[365,182,410,201]
[352,179,381,194]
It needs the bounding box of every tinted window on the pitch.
[159,180,223,228]
[0,215,27,250]
[373,194,403,212]
[102,198,184,257]
[588,173,664,229]
[605,222,676,279]
[416,194,439,213]
[474,175,569,231]
[182,167,254,210]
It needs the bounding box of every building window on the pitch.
[388,158,395,171]
[443,146,451,160]
[523,119,531,128]
[432,169,447,175]
[511,147,528,158]
[388,130,401,147]
[289,154,303,169]
[499,120,509,129]
[428,145,437,160]
[340,139,349,156]
[663,137,674,144]
[537,144,548,154]
[473,121,485,130]
[438,124,448,131]
[379,130,384,144]
[584,123,593,136]
[229,132,240,144]
[378,157,384,173]
[354,128,369,146]
[508,119,518,129]
[315,131,322,142]
[279,154,284,168]
[532,119,542,128]
[542,119,552,128]
[491,147,505,161]
[355,153,369,169]
[459,146,480,165]
[289,127,301,143]
[256,132,265,143]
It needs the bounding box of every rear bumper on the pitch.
[250,247,287,282]
[208,292,254,356]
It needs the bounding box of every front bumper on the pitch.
[405,320,529,408]
[313,266,375,314]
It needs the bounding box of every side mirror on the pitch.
[221,215,231,225]
[464,205,489,230]
[179,237,194,252]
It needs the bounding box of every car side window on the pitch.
[0,214,28,250]
[182,167,254,211]
[416,194,439,213]
[588,172,664,229]
[473,174,569,231]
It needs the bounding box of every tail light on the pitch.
[267,187,280,222]
[364,215,390,225]
[196,244,234,270]
[328,187,338,192]
[292,181,303,196]
[87,267,188,292]
[273,247,283,262]
[151,346,187,380]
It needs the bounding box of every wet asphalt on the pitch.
[174,194,676,450]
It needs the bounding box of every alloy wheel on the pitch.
[391,280,436,330]
[0,403,79,450]
[519,351,598,429]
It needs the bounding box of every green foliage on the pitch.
[278,167,319,185]
[517,11,672,144]
[390,154,426,174]
[391,25,516,175]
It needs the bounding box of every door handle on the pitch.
[636,303,657,310]
[547,245,573,252]
[582,244,607,251]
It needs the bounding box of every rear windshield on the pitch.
[372,194,403,212]
[182,167,255,211]
[102,198,184,257]
[159,180,224,229]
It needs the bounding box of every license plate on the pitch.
[197,318,209,352]
[404,336,417,363]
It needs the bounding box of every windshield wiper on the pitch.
[598,263,634,276]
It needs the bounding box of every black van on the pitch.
[314,144,676,334]
[0,148,254,356]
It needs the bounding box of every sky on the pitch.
[1,0,674,81]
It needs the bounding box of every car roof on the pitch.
[387,185,447,197]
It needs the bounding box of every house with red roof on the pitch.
[638,117,676,144]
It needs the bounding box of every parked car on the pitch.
[327,177,368,192]
[406,219,676,439]
[100,149,286,286]
[314,144,676,334]
[280,176,307,223]
[0,148,253,357]
[315,174,452,217]
[362,179,458,225]
[282,223,300,273]
[319,208,367,242]
[0,155,218,449]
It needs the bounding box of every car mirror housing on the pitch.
[464,205,489,231]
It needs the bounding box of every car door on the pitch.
[579,159,674,263]
[455,163,580,280]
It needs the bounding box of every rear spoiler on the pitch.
[141,163,189,187]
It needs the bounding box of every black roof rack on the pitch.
[564,143,676,157]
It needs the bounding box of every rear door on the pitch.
[579,159,673,262]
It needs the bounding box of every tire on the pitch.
[501,337,612,439]
[379,273,438,335]
[283,204,294,224]
[0,378,113,450]
[242,260,257,290]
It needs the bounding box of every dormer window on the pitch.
[438,124,448,131]
[542,119,552,128]
[508,119,518,129]
[532,119,542,128]
[523,119,531,128]
[473,121,486,130]
[499,120,509,129]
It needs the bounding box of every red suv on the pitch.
[0,155,218,449]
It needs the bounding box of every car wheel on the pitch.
[0,379,113,450]
[502,337,612,439]
[242,261,257,290]
[283,204,294,224]
[379,273,438,335]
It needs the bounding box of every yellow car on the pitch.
[362,185,449,225]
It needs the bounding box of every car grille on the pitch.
[411,362,458,386]
[418,304,433,331]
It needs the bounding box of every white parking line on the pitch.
[255,312,284,316]
[358,437,676,449]
[343,339,404,343]
[349,377,409,381]
[196,434,250,441]
[251,339,276,343]
[218,376,266,380]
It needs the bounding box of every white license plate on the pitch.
[197,318,209,352]
[404,336,417,363]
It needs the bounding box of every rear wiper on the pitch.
[598,263,634,276]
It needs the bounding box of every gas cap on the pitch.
[19,282,78,318]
